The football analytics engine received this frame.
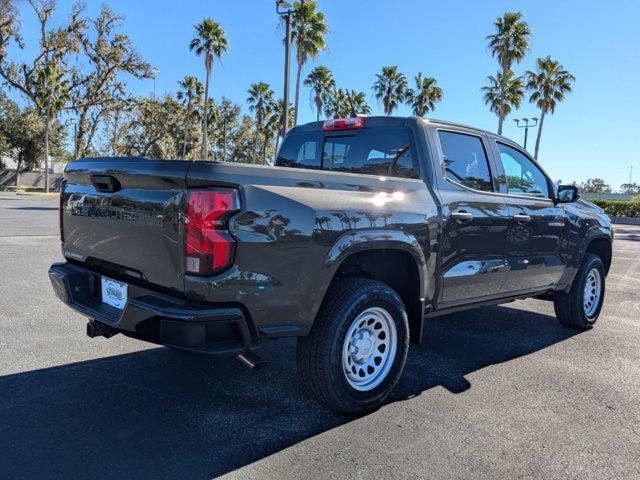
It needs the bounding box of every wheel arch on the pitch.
[323,230,428,344]
[585,236,612,275]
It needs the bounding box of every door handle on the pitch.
[91,175,121,193]
[513,214,531,224]
[451,210,474,222]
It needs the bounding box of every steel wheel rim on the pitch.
[583,268,602,318]
[342,306,397,392]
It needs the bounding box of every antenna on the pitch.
[347,90,357,118]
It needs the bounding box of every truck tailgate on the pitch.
[62,158,189,293]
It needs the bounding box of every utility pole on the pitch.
[513,117,538,151]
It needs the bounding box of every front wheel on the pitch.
[296,278,410,415]
[554,253,606,329]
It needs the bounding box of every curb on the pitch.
[15,191,60,197]
[612,217,640,226]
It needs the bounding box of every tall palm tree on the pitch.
[34,63,69,193]
[247,82,276,163]
[486,11,531,134]
[323,88,371,118]
[406,73,443,117]
[372,66,408,116]
[290,1,328,125]
[303,65,334,121]
[482,71,524,129]
[189,18,228,160]
[526,56,575,160]
[177,75,204,159]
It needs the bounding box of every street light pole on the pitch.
[276,0,302,138]
[513,117,538,151]
[73,122,78,160]
[152,67,160,99]
[283,11,291,134]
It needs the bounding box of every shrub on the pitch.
[590,199,640,218]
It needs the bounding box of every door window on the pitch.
[437,130,493,191]
[497,143,549,198]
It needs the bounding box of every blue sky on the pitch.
[9,0,640,189]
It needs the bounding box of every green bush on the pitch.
[590,199,640,218]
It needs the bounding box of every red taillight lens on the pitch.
[322,117,365,131]
[185,189,240,276]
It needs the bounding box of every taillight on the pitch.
[322,117,365,131]
[184,189,240,276]
[59,192,65,242]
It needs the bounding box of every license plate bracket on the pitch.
[101,276,128,310]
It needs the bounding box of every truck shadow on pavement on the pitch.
[0,304,580,479]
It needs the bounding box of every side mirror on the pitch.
[556,185,580,203]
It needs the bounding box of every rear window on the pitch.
[276,127,419,179]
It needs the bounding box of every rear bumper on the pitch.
[48,262,256,354]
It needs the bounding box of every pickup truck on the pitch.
[49,116,613,414]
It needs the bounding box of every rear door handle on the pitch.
[514,214,531,224]
[451,211,474,222]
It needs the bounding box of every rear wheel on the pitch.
[554,253,605,329]
[297,278,410,415]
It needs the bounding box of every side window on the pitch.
[276,132,322,170]
[438,130,493,191]
[497,143,549,198]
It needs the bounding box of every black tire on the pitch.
[554,253,606,329]
[296,278,410,415]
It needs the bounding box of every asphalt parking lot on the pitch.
[1,190,639,479]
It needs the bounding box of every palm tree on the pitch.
[215,97,240,162]
[406,73,443,117]
[290,1,328,125]
[345,90,371,116]
[247,82,276,163]
[34,63,69,193]
[273,98,294,153]
[482,71,524,132]
[189,18,228,160]
[486,11,531,134]
[372,66,408,116]
[323,88,371,118]
[526,56,575,160]
[323,88,345,118]
[303,66,334,121]
[177,76,204,159]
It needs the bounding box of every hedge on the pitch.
[590,199,640,218]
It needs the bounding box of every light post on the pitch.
[73,122,78,160]
[276,0,299,137]
[513,117,538,150]
[152,67,160,99]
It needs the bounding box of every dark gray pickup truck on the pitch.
[49,116,613,414]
